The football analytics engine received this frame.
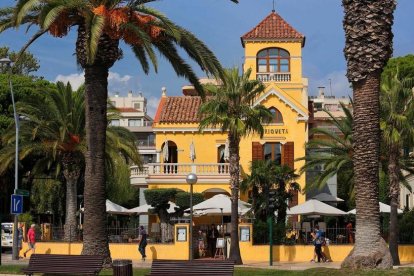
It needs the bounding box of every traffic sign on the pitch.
[16,189,30,197]
[10,194,23,214]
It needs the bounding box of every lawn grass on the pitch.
[1,265,413,275]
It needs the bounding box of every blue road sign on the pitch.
[10,194,23,215]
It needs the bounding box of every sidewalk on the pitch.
[2,253,413,273]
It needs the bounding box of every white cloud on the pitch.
[55,73,85,90]
[108,72,131,82]
[54,71,161,117]
[310,70,352,98]
[54,71,139,94]
[146,96,160,118]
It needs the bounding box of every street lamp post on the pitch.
[185,173,197,261]
[0,57,20,261]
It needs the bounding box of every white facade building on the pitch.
[109,91,157,224]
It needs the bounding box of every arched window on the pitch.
[257,48,290,73]
[269,107,283,124]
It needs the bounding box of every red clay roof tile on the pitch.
[158,96,202,123]
[241,11,305,46]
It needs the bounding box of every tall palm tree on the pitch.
[380,74,414,265]
[0,82,140,242]
[199,67,272,264]
[0,0,237,261]
[341,0,396,269]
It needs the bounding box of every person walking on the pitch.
[17,223,24,258]
[23,224,36,258]
[346,221,354,243]
[207,224,219,257]
[138,225,148,261]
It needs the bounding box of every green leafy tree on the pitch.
[0,0,237,261]
[0,47,39,75]
[175,192,204,211]
[199,67,272,264]
[30,176,65,225]
[382,55,414,81]
[144,188,177,243]
[0,74,55,136]
[341,0,396,268]
[0,82,141,241]
[380,74,414,265]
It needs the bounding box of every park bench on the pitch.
[22,254,104,276]
[147,260,234,276]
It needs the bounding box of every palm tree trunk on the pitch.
[81,65,111,265]
[228,133,242,265]
[63,169,79,242]
[342,72,392,269]
[62,153,81,242]
[388,146,400,265]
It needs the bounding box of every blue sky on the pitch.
[1,0,413,116]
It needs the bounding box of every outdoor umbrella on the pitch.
[162,139,169,162]
[105,199,133,215]
[189,140,196,162]
[129,201,178,215]
[347,202,403,215]
[312,193,344,203]
[224,139,230,161]
[80,200,132,214]
[285,199,347,216]
[185,194,251,216]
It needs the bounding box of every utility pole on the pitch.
[0,58,20,261]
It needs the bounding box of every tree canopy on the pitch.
[0,46,40,75]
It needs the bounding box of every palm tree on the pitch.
[199,67,272,264]
[341,0,396,269]
[0,0,237,261]
[0,82,140,242]
[380,74,414,265]
[241,160,274,222]
[242,160,299,224]
[297,102,354,198]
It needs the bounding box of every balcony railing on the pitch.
[135,139,156,148]
[256,72,291,82]
[131,163,230,177]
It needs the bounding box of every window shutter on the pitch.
[283,142,298,222]
[252,142,263,161]
[282,142,294,169]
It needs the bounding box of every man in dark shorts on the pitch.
[138,225,148,261]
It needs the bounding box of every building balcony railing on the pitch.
[135,139,156,149]
[130,163,230,186]
[256,72,291,82]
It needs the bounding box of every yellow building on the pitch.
[131,11,309,219]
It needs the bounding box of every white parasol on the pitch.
[189,140,196,162]
[224,139,230,161]
[162,139,169,162]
